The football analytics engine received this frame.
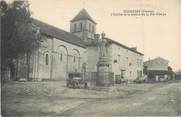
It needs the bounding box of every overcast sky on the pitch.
[6,0,181,71]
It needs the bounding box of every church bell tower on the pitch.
[70,9,96,42]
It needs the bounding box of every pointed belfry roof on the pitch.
[71,8,96,24]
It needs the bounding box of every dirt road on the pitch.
[60,82,181,116]
[2,81,181,116]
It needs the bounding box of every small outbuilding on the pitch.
[175,70,181,80]
[143,57,175,82]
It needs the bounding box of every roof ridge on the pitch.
[105,37,143,55]
[71,9,96,23]
[31,18,86,48]
[32,18,70,34]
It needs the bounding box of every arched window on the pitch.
[92,25,94,33]
[73,56,76,63]
[79,23,82,31]
[74,23,77,32]
[130,71,132,77]
[72,49,80,69]
[60,53,63,62]
[89,23,91,32]
[45,54,49,65]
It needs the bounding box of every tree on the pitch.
[1,0,41,81]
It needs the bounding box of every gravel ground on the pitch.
[2,81,160,98]
[2,81,180,116]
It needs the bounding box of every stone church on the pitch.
[15,9,143,83]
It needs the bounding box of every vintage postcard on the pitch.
[1,0,181,116]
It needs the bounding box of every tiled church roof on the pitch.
[71,8,96,24]
[32,18,86,48]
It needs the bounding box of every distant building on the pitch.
[143,57,174,82]
[175,70,181,80]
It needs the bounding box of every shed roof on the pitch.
[144,57,169,64]
[147,70,174,75]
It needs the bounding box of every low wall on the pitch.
[85,72,114,87]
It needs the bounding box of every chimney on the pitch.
[130,47,137,51]
[101,32,106,39]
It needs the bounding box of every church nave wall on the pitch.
[34,37,86,81]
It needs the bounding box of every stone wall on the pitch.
[17,35,86,81]
[85,41,143,82]
[86,46,100,72]
[110,43,143,81]
[52,37,86,80]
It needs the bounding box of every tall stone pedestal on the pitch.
[97,57,113,86]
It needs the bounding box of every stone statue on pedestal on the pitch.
[98,39,107,58]
[96,32,113,86]
[98,32,108,58]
